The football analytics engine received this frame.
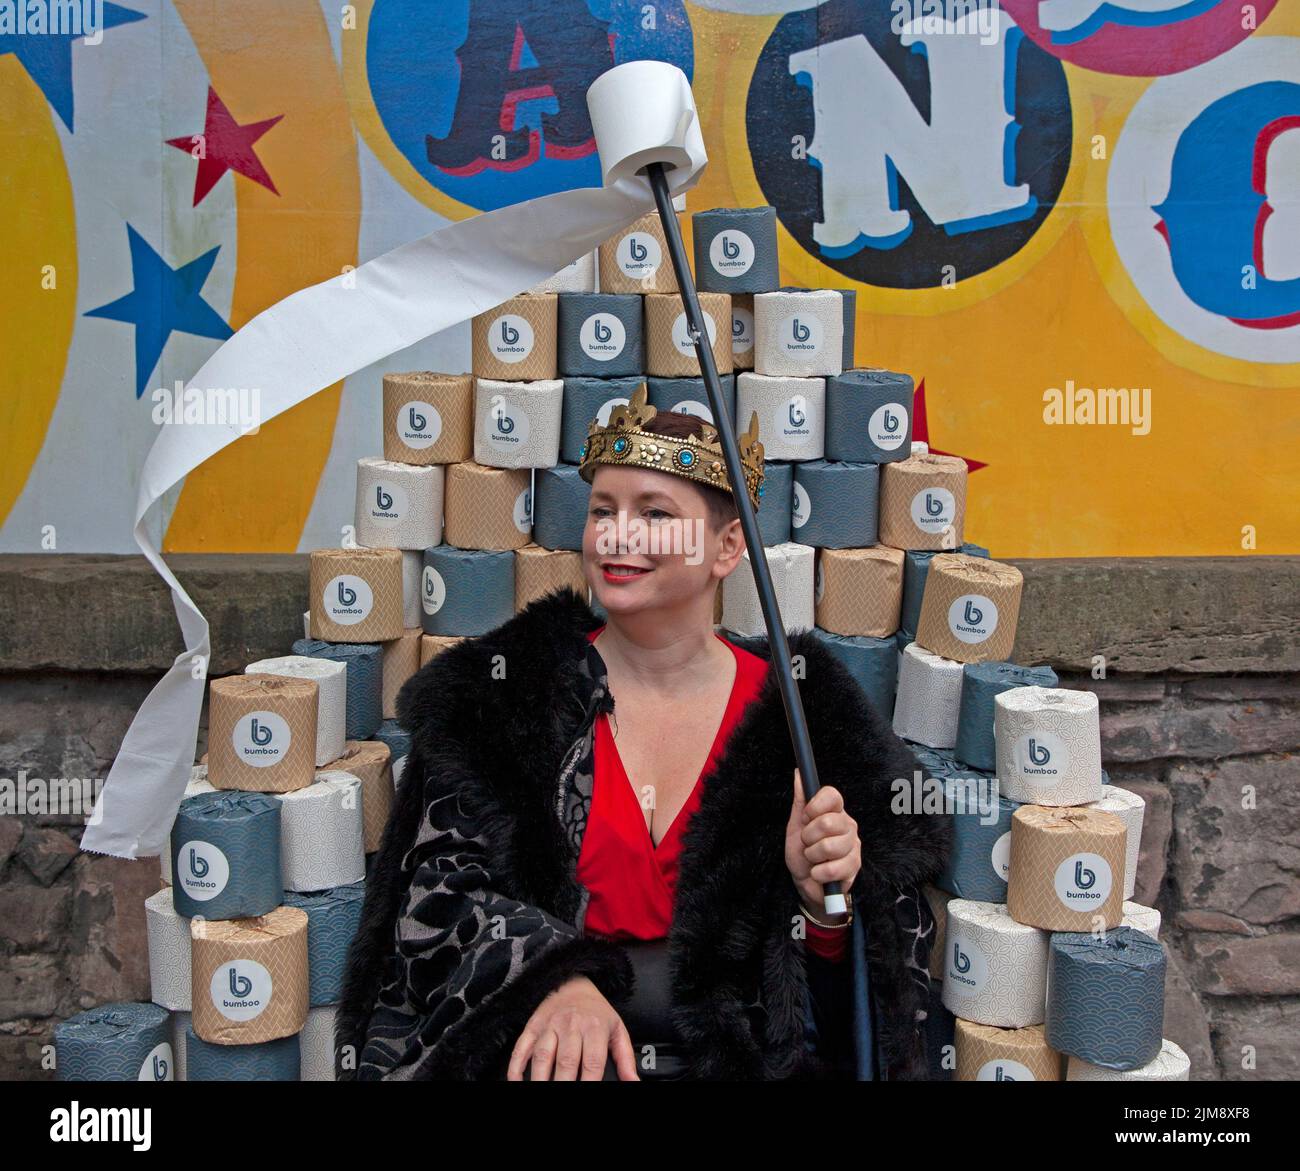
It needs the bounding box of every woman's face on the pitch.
[583,465,745,617]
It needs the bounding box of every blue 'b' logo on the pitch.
[408,406,427,431]
[952,942,970,974]
[250,718,273,746]
[594,317,612,343]
[337,580,357,606]
[994,1066,1015,1082]
[152,1054,169,1080]
[229,968,253,998]
[925,493,945,517]
[791,317,811,342]
[722,234,740,259]
[629,236,647,262]
[500,320,519,345]
[1028,738,1051,766]
[424,573,435,597]
[788,401,806,427]
[733,317,745,338]
[963,599,984,626]
[1074,860,1096,889]
[495,408,515,435]
[376,486,393,510]
[189,848,209,878]
[882,409,899,432]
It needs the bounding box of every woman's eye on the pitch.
[590,506,613,517]
[646,508,671,520]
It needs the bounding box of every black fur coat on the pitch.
[336,587,951,1080]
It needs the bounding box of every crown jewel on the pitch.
[577,382,765,511]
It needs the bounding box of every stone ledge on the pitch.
[0,553,1296,676]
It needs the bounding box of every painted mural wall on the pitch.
[1,0,1297,559]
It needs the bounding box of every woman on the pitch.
[337,384,950,1081]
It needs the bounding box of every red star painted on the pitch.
[911,378,987,472]
[167,88,283,206]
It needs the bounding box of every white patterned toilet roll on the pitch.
[753,289,844,377]
[1066,1038,1189,1082]
[940,900,1049,1028]
[160,768,216,886]
[474,378,564,468]
[527,250,596,294]
[276,771,365,892]
[893,643,965,749]
[1089,784,1146,899]
[721,542,815,636]
[244,655,348,768]
[300,1004,338,1081]
[353,458,445,551]
[735,372,825,461]
[145,887,192,1012]
[399,550,422,629]
[1122,900,1162,939]
[171,1011,190,1081]
[995,686,1104,805]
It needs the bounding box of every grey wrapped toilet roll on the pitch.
[1046,928,1166,1071]
[374,719,411,767]
[901,544,989,634]
[936,777,1019,904]
[291,638,382,741]
[691,206,780,294]
[185,1025,300,1081]
[557,293,644,377]
[646,375,736,428]
[955,661,1059,773]
[825,370,914,463]
[171,1011,190,1080]
[839,289,856,369]
[284,882,367,1007]
[791,460,879,548]
[561,376,644,462]
[812,629,897,719]
[170,790,282,921]
[533,464,591,552]
[55,1002,173,1081]
[421,545,515,636]
[756,459,793,546]
[1066,1038,1189,1082]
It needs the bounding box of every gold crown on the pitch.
[578,382,765,511]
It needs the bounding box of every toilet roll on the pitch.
[598,210,679,294]
[644,292,733,377]
[190,905,310,1045]
[401,542,423,624]
[1046,927,1167,1070]
[421,634,466,668]
[474,378,564,469]
[207,675,318,794]
[353,458,445,551]
[937,779,1020,904]
[382,372,474,466]
[691,206,781,294]
[1066,1038,1189,1082]
[291,639,383,741]
[185,1026,300,1081]
[528,250,596,295]
[736,373,825,461]
[892,643,965,749]
[755,459,793,546]
[722,542,815,636]
[470,294,558,381]
[1088,785,1146,900]
[302,610,310,639]
[160,769,217,886]
[557,293,645,377]
[995,686,1104,806]
[792,461,879,548]
[516,545,588,611]
[955,661,1060,774]
[300,1004,339,1081]
[811,629,898,719]
[915,554,1023,665]
[879,454,968,551]
[954,1020,1061,1082]
[645,375,737,429]
[322,742,393,855]
[283,882,367,1006]
[940,900,1049,1028]
[753,289,844,378]
[146,887,192,1011]
[824,370,914,464]
[381,630,422,721]
[561,376,645,462]
[839,290,856,370]
[244,655,347,767]
[171,1011,190,1080]
[1007,805,1127,931]
[901,544,989,634]
[923,884,953,981]
[532,463,591,551]
[169,790,282,921]
[54,1002,174,1082]
[814,546,904,638]
[730,294,755,371]
[277,771,366,893]
[443,460,533,550]
[308,548,405,643]
[421,544,516,636]
[1122,900,1162,939]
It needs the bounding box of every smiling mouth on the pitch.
[601,563,652,580]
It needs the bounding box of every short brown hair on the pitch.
[640,410,740,531]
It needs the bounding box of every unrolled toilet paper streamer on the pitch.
[814,545,904,639]
[1090,784,1146,900]
[736,373,825,461]
[692,206,781,294]
[812,629,897,719]
[146,887,193,1011]
[443,460,533,551]
[160,768,216,885]
[382,372,474,466]
[558,292,645,377]
[245,655,347,767]
[207,675,318,794]
[722,542,815,636]
[533,463,591,552]
[995,685,1104,806]
[185,1025,300,1081]
[1067,1038,1189,1082]
[893,643,965,749]
[792,460,879,549]
[1046,927,1167,1070]
[901,544,989,635]
[284,883,367,1007]
[936,778,1020,904]
[517,545,588,612]
[646,374,737,428]
[300,1004,339,1081]
[421,545,516,637]
[528,249,596,295]
[561,375,645,461]
[169,789,282,921]
[954,661,1060,774]
[940,900,1049,1028]
[753,289,844,378]
[83,58,708,858]
[954,1020,1061,1082]
[353,458,445,551]
[1123,900,1162,939]
[1007,805,1128,931]
[474,378,564,469]
[382,630,421,721]
[309,548,406,644]
[54,1001,173,1082]
[322,741,394,855]
[825,369,914,464]
[277,771,366,893]
[915,554,1024,665]
[292,639,383,741]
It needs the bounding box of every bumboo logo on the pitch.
[777,395,811,439]
[398,399,440,449]
[580,313,626,360]
[710,229,756,276]
[925,493,944,517]
[910,486,955,532]
[500,319,518,345]
[782,313,822,352]
[178,839,229,901]
[1029,738,1051,766]
[948,593,999,644]
[868,402,908,451]
[788,400,806,427]
[1014,729,1068,779]
[946,933,988,990]
[952,941,971,975]
[338,581,356,607]
[233,711,291,767]
[408,405,426,431]
[421,565,446,615]
[212,958,272,1021]
[324,574,374,625]
[1053,852,1113,907]
[489,314,534,361]
[618,231,662,278]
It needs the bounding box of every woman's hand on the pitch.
[507,975,640,1081]
[784,768,861,921]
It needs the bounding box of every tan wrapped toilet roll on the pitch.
[598,210,679,293]
[322,741,394,855]
[955,1021,1062,1082]
[421,633,466,667]
[1066,1039,1189,1082]
[308,548,405,643]
[354,458,445,551]
[995,686,1104,806]
[923,884,953,981]
[940,900,1048,1028]
[515,545,587,611]
[473,378,564,468]
[1006,805,1127,931]
[470,294,558,381]
[722,542,815,636]
[443,461,532,550]
[1089,784,1146,899]
[381,630,422,720]
[644,292,733,377]
[915,554,1023,664]
[190,905,309,1045]
[814,546,904,638]
[244,655,347,768]
[207,675,318,794]
[382,372,473,465]
[879,454,967,551]
[731,293,755,370]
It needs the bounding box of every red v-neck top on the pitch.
[577,626,847,961]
